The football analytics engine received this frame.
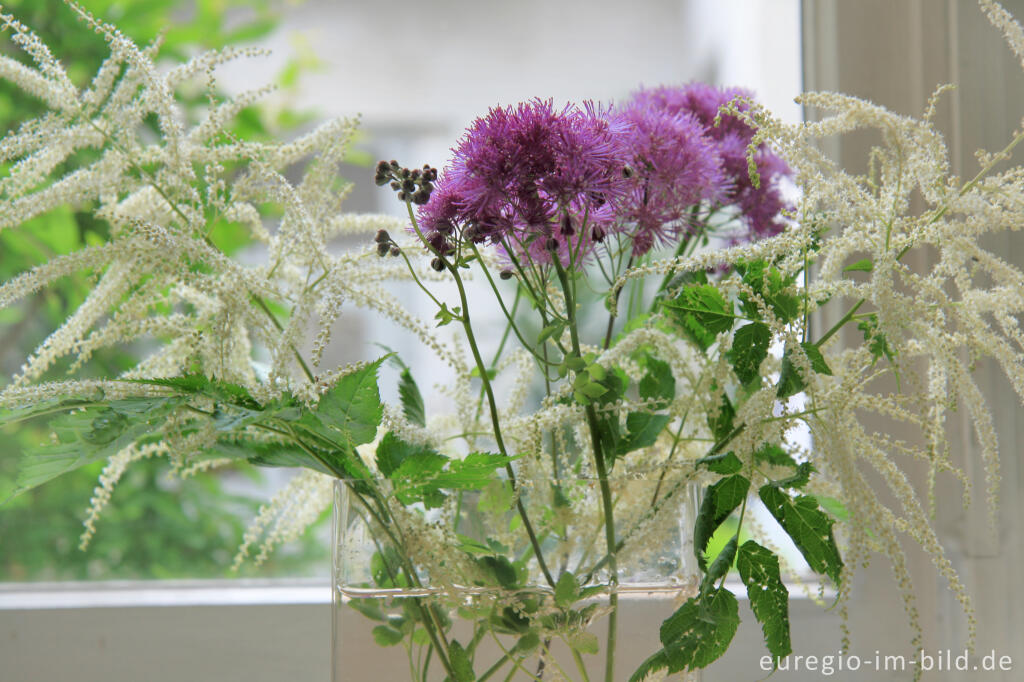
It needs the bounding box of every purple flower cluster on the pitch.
[630,83,792,242]
[415,84,791,266]
[417,99,627,267]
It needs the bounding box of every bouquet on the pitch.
[3,1,1024,680]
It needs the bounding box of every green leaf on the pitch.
[727,322,771,386]
[766,461,814,490]
[371,625,404,646]
[759,486,843,585]
[638,355,675,403]
[662,283,735,351]
[314,356,386,446]
[736,540,791,661]
[736,259,801,324]
[432,452,509,490]
[616,413,671,458]
[814,495,850,522]
[857,314,897,367]
[707,391,735,443]
[777,342,832,399]
[555,570,579,608]
[657,587,740,672]
[753,443,797,468]
[843,259,873,273]
[512,631,542,654]
[703,535,738,589]
[398,368,426,428]
[538,321,566,344]
[449,641,475,682]
[693,475,749,570]
[13,397,182,495]
[349,598,387,622]
[475,555,518,589]
[568,631,599,655]
[696,452,743,475]
[375,431,430,478]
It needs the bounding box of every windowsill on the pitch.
[0,577,332,610]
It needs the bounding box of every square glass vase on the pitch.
[332,476,704,681]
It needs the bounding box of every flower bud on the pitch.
[499,269,515,280]
[389,246,401,257]
[431,257,445,272]
[376,242,390,257]
[374,229,390,243]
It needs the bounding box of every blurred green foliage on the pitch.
[0,0,330,581]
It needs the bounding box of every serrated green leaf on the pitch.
[693,475,749,570]
[728,322,771,386]
[513,631,542,654]
[13,397,182,495]
[315,356,386,446]
[759,486,843,585]
[736,259,801,324]
[737,540,791,661]
[657,587,740,672]
[579,381,608,399]
[375,431,429,478]
[615,412,671,459]
[662,284,735,351]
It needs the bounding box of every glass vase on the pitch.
[332,476,704,681]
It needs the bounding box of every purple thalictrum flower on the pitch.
[629,83,793,241]
[610,100,727,256]
[417,99,629,267]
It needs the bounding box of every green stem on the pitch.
[403,201,556,589]
[817,298,864,347]
[550,253,618,682]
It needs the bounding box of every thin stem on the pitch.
[550,253,618,682]
[817,298,864,347]
[403,200,556,589]
[251,294,315,382]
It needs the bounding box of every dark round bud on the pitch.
[397,191,407,201]
[376,160,390,173]
[374,172,389,186]
[592,226,606,242]
[374,229,390,243]
[390,160,400,168]
[410,168,421,179]
[412,189,430,205]
[545,237,559,251]
[389,246,401,257]
[560,214,575,236]
[499,269,514,280]
[400,168,411,178]
[401,179,416,193]
[622,165,634,178]
[421,181,433,193]
[430,257,445,272]
[390,181,400,191]
[376,242,390,257]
